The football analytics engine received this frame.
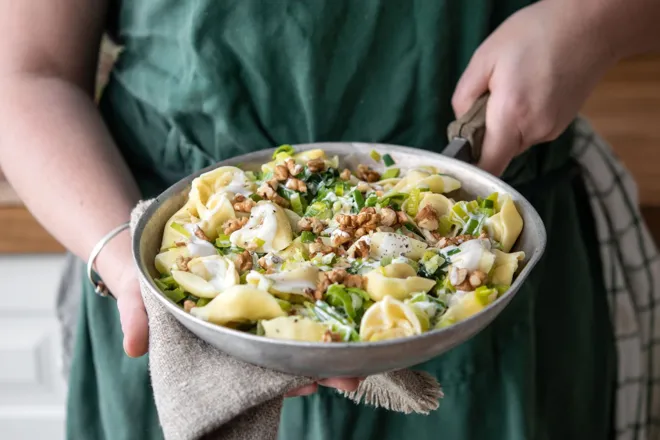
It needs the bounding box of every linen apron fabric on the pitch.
[62,1,637,439]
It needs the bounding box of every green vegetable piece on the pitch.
[252,237,266,247]
[382,153,395,167]
[300,231,317,243]
[365,195,379,207]
[196,298,211,307]
[290,193,305,216]
[272,144,295,159]
[406,188,421,217]
[437,216,453,236]
[446,248,460,256]
[256,321,266,336]
[158,276,178,288]
[249,193,263,202]
[335,183,344,196]
[381,168,400,179]
[370,150,382,162]
[474,286,498,306]
[170,222,190,238]
[154,278,169,292]
[326,284,355,319]
[380,256,393,267]
[215,234,232,248]
[165,287,186,303]
[353,189,365,210]
[276,298,292,312]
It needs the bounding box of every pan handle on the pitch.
[446,92,489,163]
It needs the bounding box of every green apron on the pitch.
[67,1,616,439]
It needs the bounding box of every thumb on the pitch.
[116,280,149,357]
[452,47,493,118]
[477,92,523,176]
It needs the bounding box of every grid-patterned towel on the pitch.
[572,117,660,440]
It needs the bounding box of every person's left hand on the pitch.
[451,0,619,176]
[285,378,362,397]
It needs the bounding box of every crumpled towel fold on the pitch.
[131,199,443,440]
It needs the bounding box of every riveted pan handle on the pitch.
[445,92,489,163]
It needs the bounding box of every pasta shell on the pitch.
[190,285,286,325]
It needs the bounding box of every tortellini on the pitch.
[385,169,461,196]
[447,238,496,274]
[190,285,286,325]
[364,263,436,301]
[435,289,496,328]
[359,295,423,342]
[229,201,293,253]
[171,255,239,298]
[367,232,428,261]
[418,193,454,218]
[266,264,320,296]
[485,195,523,252]
[490,250,525,286]
[261,316,328,342]
[160,202,200,251]
[154,247,190,275]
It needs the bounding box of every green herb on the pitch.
[381,168,400,179]
[170,222,191,238]
[290,193,305,216]
[353,190,365,210]
[307,300,360,341]
[164,287,186,303]
[272,144,295,159]
[382,153,395,167]
[300,231,317,243]
[215,234,232,248]
[446,248,461,256]
[365,195,379,207]
[196,298,211,307]
[370,150,382,162]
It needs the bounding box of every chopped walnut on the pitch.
[380,207,397,227]
[449,266,468,286]
[331,229,352,247]
[335,207,380,242]
[337,214,354,228]
[256,181,290,208]
[223,217,249,235]
[194,226,211,242]
[340,168,352,181]
[232,194,256,213]
[285,177,307,193]
[309,238,334,256]
[344,274,364,289]
[285,158,303,176]
[356,164,380,183]
[348,239,371,259]
[322,330,343,342]
[176,255,191,271]
[396,210,409,224]
[307,158,326,173]
[274,164,289,182]
[298,217,326,234]
[235,250,253,272]
[174,241,187,247]
[356,181,371,193]
[258,256,275,273]
[327,268,348,284]
[450,267,488,291]
[183,300,197,313]
[436,234,478,249]
[468,270,487,288]
[415,205,439,231]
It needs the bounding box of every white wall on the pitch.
[0,254,67,440]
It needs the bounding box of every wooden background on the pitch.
[1,45,660,253]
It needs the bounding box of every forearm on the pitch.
[0,75,139,285]
[557,0,660,59]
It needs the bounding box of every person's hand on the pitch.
[451,0,619,176]
[285,378,362,397]
[97,231,363,394]
[95,230,150,357]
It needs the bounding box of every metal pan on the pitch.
[132,95,546,378]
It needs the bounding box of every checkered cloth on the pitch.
[572,117,660,440]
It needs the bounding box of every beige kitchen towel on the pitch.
[130,199,443,440]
